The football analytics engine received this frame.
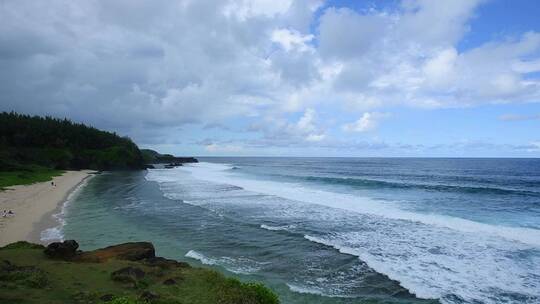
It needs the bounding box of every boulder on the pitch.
[1,260,15,272]
[75,242,155,263]
[139,291,159,302]
[44,240,79,260]
[99,294,114,302]
[111,266,145,284]
[163,278,176,285]
[145,257,190,269]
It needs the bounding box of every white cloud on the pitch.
[271,28,313,52]
[422,48,458,87]
[293,108,327,141]
[296,108,317,132]
[312,0,540,111]
[318,8,388,59]
[223,0,292,20]
[512,59,540,74]
[248,108,327,145]
[398,0,486,46]
[1,0,539,152]
[306,133,326,142]
[343,112,390,132]
[525,141,540,152]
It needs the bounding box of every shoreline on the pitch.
[30,173,94,244]
[0,170,94,247]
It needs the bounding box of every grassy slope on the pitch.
[0,242,279,304]
[0,165,63,190]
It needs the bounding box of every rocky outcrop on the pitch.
[43,241,155,262]
[163,278,177,285]
[140,149,198,165]
[139,291,160,302]
[43,240,79,259]
[111,266,145,283]
[164,162,183,168]
[145,256,190,269]
[74,242,155,263]
[99,294,114,302]
[1,240,280,304]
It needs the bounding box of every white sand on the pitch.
[0,170,93,246]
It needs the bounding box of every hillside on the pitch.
[0,112,145,171]
[0,112,148,188]
[0,240,279,304]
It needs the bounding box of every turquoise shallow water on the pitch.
[56,158,540,304]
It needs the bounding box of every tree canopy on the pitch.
[0,112,145,171]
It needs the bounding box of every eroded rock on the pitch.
[145,256,190,269]
[163,278,176,285]
[139,291,160,302]
[43,240,79,260]
[75,242,155,263]
[99,294,114,302]
[111,266,145,284]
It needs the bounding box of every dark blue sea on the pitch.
[47,158,540,304]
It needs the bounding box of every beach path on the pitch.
[0,170,93,246]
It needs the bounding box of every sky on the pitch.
[1,0,540,157]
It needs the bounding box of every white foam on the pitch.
[40,226,63,241]
[286,283,327,296]
[260,224,296,231]
[177,162,540,247]
[304,232,540,303]
[148,162,540,304]
[185,250,264,275]
[40,176,93,243]
[286,283,355,298]
[186,250,218,265]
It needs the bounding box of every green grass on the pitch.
[0,166,63,190]
[0,242,280,304]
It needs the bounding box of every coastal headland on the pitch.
[0,240,278,303]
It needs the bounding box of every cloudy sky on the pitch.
[1,0,540,157]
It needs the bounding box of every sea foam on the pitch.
[148,162,540,304]
[260,224,296,232]
[179,162,540,247]
[185,249,264,275]
[40,176,92,243]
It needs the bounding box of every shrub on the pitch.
[1,241,45,250]
[109,296,140,304]
[244,283,280,304]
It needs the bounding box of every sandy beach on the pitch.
[0,170,94,247]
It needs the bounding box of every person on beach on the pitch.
[1,210,6,217]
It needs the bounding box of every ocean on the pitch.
[46,158,540,304]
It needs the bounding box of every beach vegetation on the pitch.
[0,165,63,190]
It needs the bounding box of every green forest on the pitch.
[0,112,145,187]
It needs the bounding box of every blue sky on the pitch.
[1,0,539,157]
